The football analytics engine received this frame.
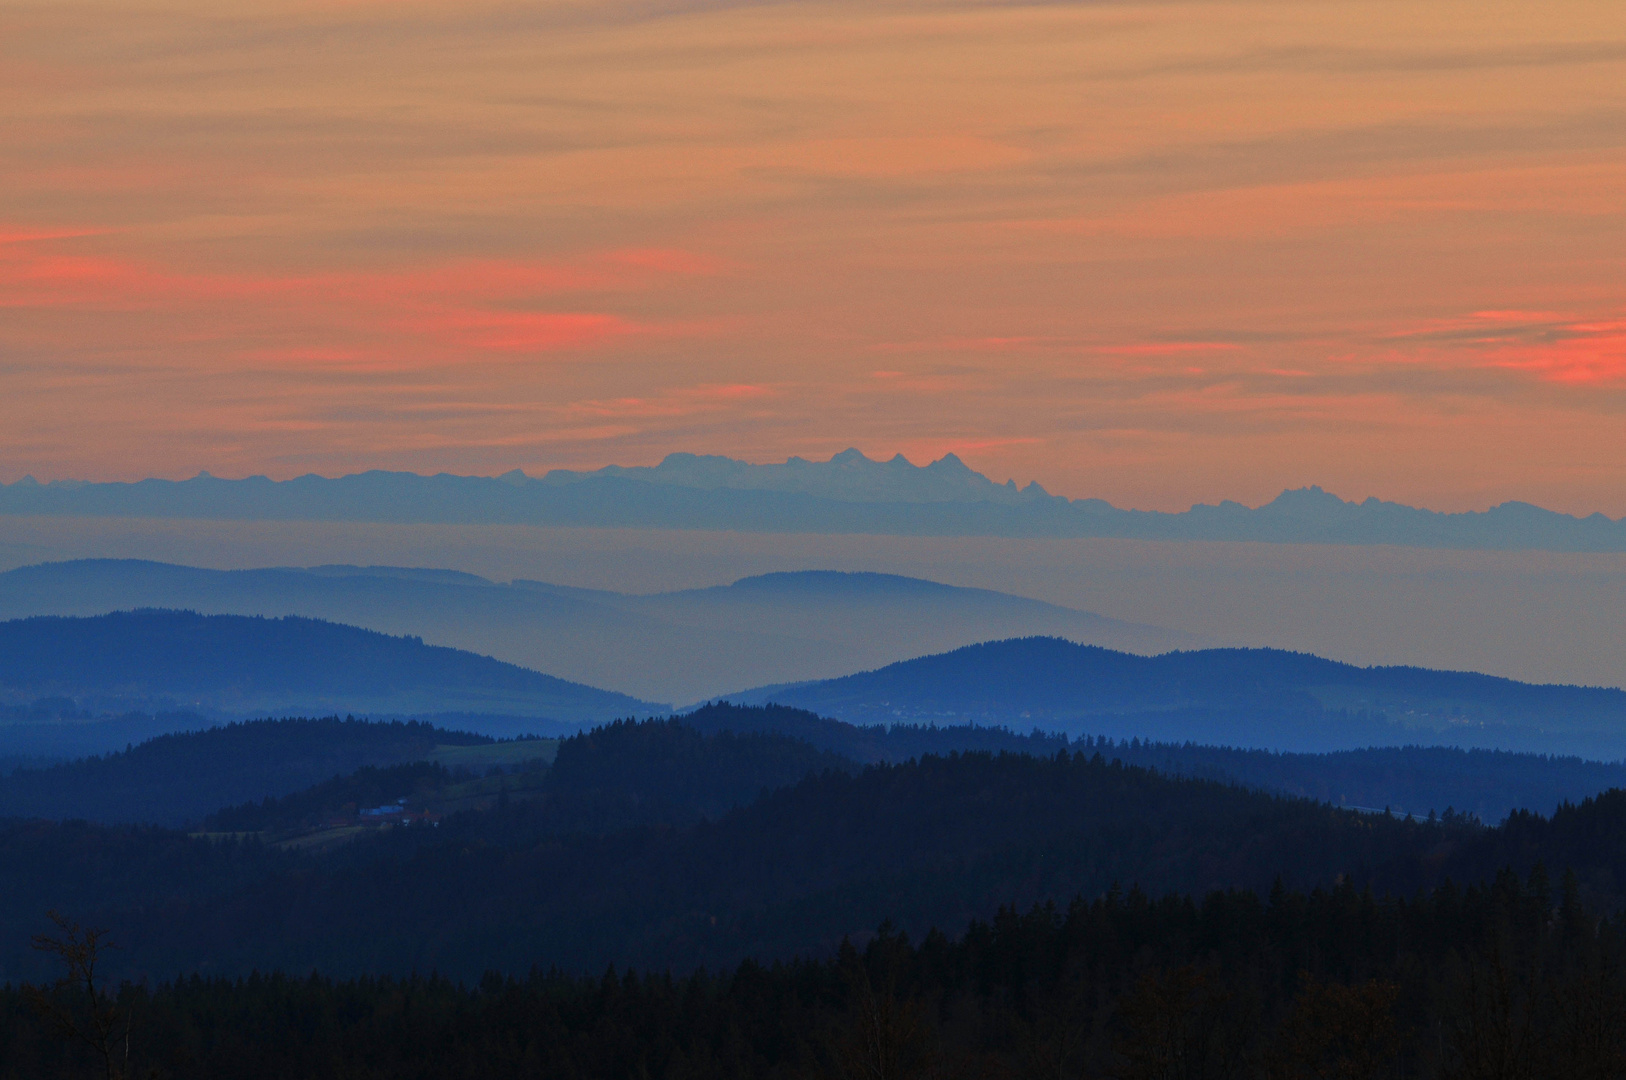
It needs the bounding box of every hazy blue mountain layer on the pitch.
[0,560,1195,702]
[0,610,659,725]
[727,637,1626,758]
[4,450,1623,550]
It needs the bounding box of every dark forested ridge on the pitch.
[682,700,1071,762]
[0,608,660,724]
[7,712,1626,1076]
[9,729,1626,983]
[1075,737,1626,824]
[5,869,1621,1080]
[12,704,1619,831]
[0,718,490,827]
[730,636,1626,757]
[0,740,1409,980]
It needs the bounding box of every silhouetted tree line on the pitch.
[684,702,1072,763]
[6,868,1625,1079]
[1066,738,1626,825]
[544,718,857,829]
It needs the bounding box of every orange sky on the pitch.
[3,0,1625,512]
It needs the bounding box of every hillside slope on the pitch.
[728,637,1626,757]
[0,609,660,724]
[5,711,1626,982]
[682,702,1626,822]
[0,718,491,826]
[0,746,1446,982]
[0,560,1196,702]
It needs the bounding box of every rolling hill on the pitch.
[0,609,660,727]
[0,718,496,827]
[11,720,1626,985]
[726,636,1626,757]
[0,736,1445,982]
[10,701,1625,829]
[0,560,1197,702]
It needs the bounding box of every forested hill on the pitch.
[0,745,1447,982]
[729,637,1626,756]
[7,702,1623,828]
[1077,738,1626,824]
[6,713,1626,984]
[0,718,491,826]
[0,609,660,723]
[9,736,1626,984]
[685,702,1626,821]
[680,700,1070,762]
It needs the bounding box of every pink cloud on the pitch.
[1380,309,1626,385]
[1093,342,1244,358]
[1499,319,1626,385]
[0,229,711,366]
[569,383,778,421]
[0,227,108,246]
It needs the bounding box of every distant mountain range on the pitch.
[727,637,1626,758]
[0,610,658,726]
[4,450,1623,550]
[0,561,1196,703]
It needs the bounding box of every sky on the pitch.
[3,0,1624,513]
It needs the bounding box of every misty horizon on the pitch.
[7,448,1626,523]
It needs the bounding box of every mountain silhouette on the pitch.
[0,609,659,724]
[726,636,1626,757]
[4,452,1623,550]
[0,561,1196,703]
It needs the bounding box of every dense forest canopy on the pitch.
[3,705,1626,1076]
[18,706,1625,830]
[7,712,1626,986]
[5,868,1622,1079]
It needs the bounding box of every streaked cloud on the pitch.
[1,0,1623,513]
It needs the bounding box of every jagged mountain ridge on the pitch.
[3,450,1623,550]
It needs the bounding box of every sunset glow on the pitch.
[4,0,1624,511]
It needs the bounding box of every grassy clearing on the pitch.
[430,739,558,768]
[275,824,383,853]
